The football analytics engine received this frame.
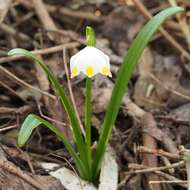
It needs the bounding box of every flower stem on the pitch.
[85,77,92,176]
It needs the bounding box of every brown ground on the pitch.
[0,0,190,189]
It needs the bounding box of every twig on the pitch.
[46,29,123,65]
[137,146,180,160]
[0,106,17,114]
[156,115,190,126]
[168,0,190,48]
[149,72,190,100]
[131,0,190,62]
[161,156,175,174]
[32,0,57,40]
[0,42,80,64]
[125,161,184,175]
[37,104,67,127]
[20,149,35,174]
[155,171,187,188]
[32,0,56,30]
[17,0,102,22]
[149,180,187,185]
[63,48,85,135]
[0,159,48,190]
[46,4,103,22]
[50,153,84,190]
[0,125,17,132]
[0,23,31,41]
[119,162,186,189]
[123,96,179,154]
[122,96,180,189]
[0,65,55,99]
[141,113,162,190]
[0,81,26,102]
[122,97,161,189]
[33,42,80,55]
[12,12,34,27]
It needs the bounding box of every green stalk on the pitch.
[84,26,96,179]
[85,78,92,146]
[85,77,92,177]
[92,6,184,180]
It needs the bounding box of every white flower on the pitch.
[70,46,111,78]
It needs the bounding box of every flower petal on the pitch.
[70,46,110,78]
[71,66,79,78]
[85,66,95,78]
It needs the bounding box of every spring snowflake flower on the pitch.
[70,46,112,78]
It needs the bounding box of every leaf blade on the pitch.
[8,49,89,176]
[18,114,88,178]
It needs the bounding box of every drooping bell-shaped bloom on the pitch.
[70,46,111,78]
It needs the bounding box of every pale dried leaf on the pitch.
[41,146,118,190]
[41,163,97,190]
[133,48,162,109]
[98,146,118,190]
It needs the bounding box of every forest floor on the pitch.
[0,0,190,190]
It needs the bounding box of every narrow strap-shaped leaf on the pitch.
[18,114,88,178]
[8,49,88,167]
[92,6,184,180]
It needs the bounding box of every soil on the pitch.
[0,0,190,189]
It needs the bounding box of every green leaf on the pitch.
[183,152,190,161]
[8,49,89,175]
[92,6,184,180]
[18,114,88,178]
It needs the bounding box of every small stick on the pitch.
[119,162,186,189]
[17,0,102,22]
[138,146,180,160]
[63,48,85,135]
[149,72,190,100]
[31,0,57,40]
[37,104,67,127]
[161,156,175,174]
[125,161,184,175]
[123,96,179,154]
[0,80,26,102]
[131,0,190,61]
[32,0,57,30]
[141,113,162,190]
[0,65,55,100]
[0,23,31,41]
[149,180,187,185]
[0,42,80,64]
[20,149,35,174]
[155,171,187,188]
[156,115,190,126]
[168,0,190,48]
[46,4,103,22]
[0,125,17,132]
[0,159,48,190]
